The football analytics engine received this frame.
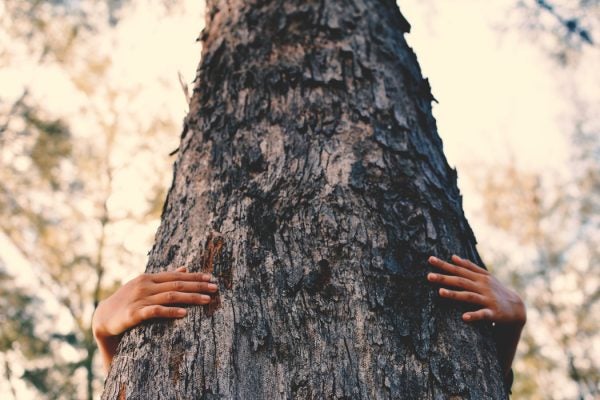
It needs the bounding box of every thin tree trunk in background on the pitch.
[102,0,507,398]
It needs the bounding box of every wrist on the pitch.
[510,298,527,329]
[494,308,526,339]
[500,294,527,330]
[92,302,112,342]
[93,317,122,355]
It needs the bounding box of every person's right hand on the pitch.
[93,267,219,372]
[93,267,218,340]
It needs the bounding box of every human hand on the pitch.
[93,267,218,341]
[93,267,218,372]
[426,255,526,327]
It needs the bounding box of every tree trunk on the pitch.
[102,0,507,398]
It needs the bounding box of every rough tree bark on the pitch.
[102,0,507,398]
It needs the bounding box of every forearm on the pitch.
[92,302,121,374]
[94,333,121,374]
[493,320,525,379]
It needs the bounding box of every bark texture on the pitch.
[102,1,507,398]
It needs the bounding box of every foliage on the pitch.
[0,0,192,398]
[515,0,600,64]
[475,119,599,398]
[0,269,49,358]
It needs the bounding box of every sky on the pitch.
[1,0,597,398]
[403,0,569,172]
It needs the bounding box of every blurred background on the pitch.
[0,0,598,398]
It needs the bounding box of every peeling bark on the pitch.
[102,1,507,399]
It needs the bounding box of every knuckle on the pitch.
[173,281,184,291]
[166,292,176,302]
[137,308,147,320]
[131,276,143,288]
[126,308,137,322]
[132,284,145,298]
[141,307,152,319]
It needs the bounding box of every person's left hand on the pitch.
[426,255,526,327]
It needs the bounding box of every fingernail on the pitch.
[427,273,436,281]
[207,283,218,290]
[439,288,447,295]
[464,314,471,321]
[201,295,211,301]
[177,309,187,316]
[429,256,438,262]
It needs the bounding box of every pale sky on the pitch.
[402,0,572,172]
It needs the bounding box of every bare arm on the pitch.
[426,255,526,383]
[92,267,218,373]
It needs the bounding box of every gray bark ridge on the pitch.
[102,1,507,399]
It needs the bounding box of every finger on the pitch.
[147,291,212,306]
[438,288,487,306]
[175,267,187,272]
[428,256,477,280]
[150,281,219,295]
[451,255,488,274]
[463,308,494,322]
[136,305,187,321]
[427,273,479,292]
[150,271,213,283]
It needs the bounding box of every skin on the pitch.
[92,267,218,373]
[426,254,526,382]
[94,254,526,385]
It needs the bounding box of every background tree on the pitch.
[466,1,600,397]
[102,1,509,398]
[0,0,196,398]
[472,108,600,399]
[514,0,598,63]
